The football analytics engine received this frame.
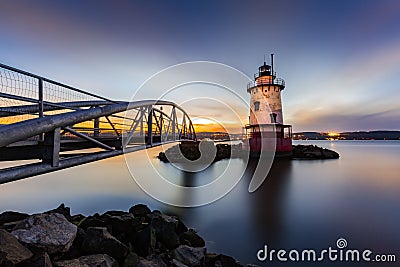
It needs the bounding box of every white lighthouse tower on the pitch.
[245,54,292,156]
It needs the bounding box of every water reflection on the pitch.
[249,159,293,246]
[173,171,197,206]
[0,141,399,266]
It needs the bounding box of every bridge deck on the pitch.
[0,63,196,184]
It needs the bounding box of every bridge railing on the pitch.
[0,63,196,184]
[0,63,196,147]
[0,63,114,118]
[0,63,136,144]
[0,63,121,143]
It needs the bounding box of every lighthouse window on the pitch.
[254,101,260,111]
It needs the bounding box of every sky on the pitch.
[1,0,399,132]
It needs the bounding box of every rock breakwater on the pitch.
[158,142,339,162]
[0,204,255,267]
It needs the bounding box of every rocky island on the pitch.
[158,142,339,163]
[0,204,252,267]
[291,144,339,159]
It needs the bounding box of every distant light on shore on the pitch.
[328,132,340,137]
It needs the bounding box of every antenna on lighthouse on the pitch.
[263,55,266,65]
[271,53,274,79]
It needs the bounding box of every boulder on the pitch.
[132,226,156,257]
[78,215,108,230]
[0,251,5,266]
[215,144,231,161]
[136,254,166,267]
[157,152,169,163]
[129,204,151,218]
[321,148,339,158]
[206,254,242,267]
[24,252,53,267]
[101,213,141,244]
[45,204,71,221]
[123,251,139,267]
[180,229,205,247]
[55,254,117,267]
[151,214,180,249]
[0,211,29,226]
[70,214,85,226]
[171,259,188,267]
[176,219,188,235]
[1,220,23,232]
[172,245,206,267]
[11,213,77,254]
[60,227,86,260]
[102,210,129,217]
[82,227,128,260]
[0,229,33,266]
[216,254,238,267]
[158,143,201,163]
[205,253,219,267]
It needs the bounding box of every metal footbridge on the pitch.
[0,63,196,184]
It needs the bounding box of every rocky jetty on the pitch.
[0,204,253,267]
[158,141,242,163]
[292,145,339,159]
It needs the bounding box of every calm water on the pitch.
[0,140,399,266]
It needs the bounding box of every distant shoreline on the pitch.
[195,130,400,141]
[292,130,400,141]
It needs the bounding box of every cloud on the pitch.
[292,108,400,132]
[285,39,400,131]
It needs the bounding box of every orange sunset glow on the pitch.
[193,123,226,133]
[191,118,227,133]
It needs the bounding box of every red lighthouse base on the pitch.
[244,124,293,158]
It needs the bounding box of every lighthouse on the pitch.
[245,54,293,157]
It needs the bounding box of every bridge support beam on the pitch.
[172,107,177,140]
[94,118,100,137]
[43,127,60,167]
[147,106,153,146]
